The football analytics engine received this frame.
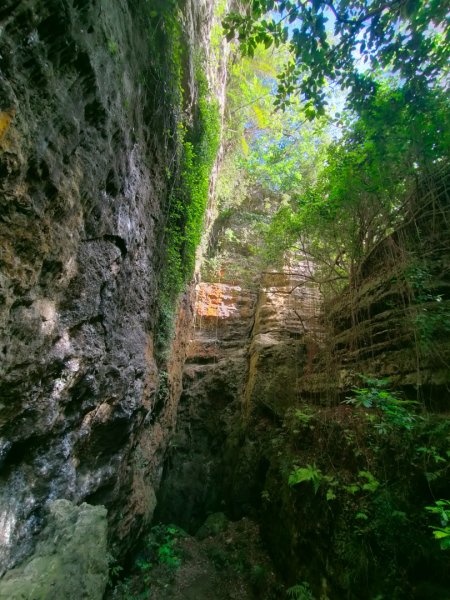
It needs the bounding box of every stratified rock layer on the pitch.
[156,282,257,530]
[156,263,324,527]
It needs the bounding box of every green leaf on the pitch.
[326,489,337,501]
[305,106,316,121]
[359,471,380,492]
[344,484,360,495]
[355,512,369,521]
[288,464,322,494]
[433,530,450,540]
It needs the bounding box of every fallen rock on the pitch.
[196,512,229,540]
[0,499,108,600]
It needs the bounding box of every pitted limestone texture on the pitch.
[0,0,227,574]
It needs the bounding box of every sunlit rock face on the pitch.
[188,282,256,361]
[156,262,326,528]
[244,264,327,415]
[156,281,257,530]
[0,0,226,574]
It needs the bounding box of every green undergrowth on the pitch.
[405,262,450,351]
[286,582,315,600]
[109,519,282,600]
[258,378,450,599]
[110,524,186,599]
[425,500,450,550]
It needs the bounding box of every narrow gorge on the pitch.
[0,1,449,599]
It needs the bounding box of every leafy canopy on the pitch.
[261,82,449,288]
[223,43,330,202]
[223,0,449,111]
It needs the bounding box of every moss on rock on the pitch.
[0,500,108,600]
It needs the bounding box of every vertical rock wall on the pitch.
[156,261,325,528]
[0,0,227,575]
[156,282,257,530]
[324,167,450,403]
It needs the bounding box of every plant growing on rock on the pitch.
[146,524,185,570]
[287,581,315,600]
[288,463,323,493]
[157,61,221,353]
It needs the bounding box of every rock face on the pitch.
[244,265,326,416]
[156,262,325,528]
[0,0,227,576]
[0,499,108,600]
[156,282,257,530]
[325,168,450,404]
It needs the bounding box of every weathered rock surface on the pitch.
[244,265,326,416]
[195,511,229,539]
[156,282,257,530]
[325,167,450,403]
[0,499,108,600]
[0,0,169,572]
[156,261,325,527]
[0,0,227,576]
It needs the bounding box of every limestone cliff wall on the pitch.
[325,167,450,403]
[0,0,228,575]
[156,281,257,529]
[156,261,325,528]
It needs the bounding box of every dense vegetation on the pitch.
[147,3,221,355]
[224,0,449,111]
[263,83,449,292]
[210,2,449,294]
[158,67,220,351]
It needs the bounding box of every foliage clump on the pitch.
[223,0,449,111]
[157,71,220,352]
[261,83,449,294]
[110,524,185,598]
[426,500,450,550]
[259,388,450,597]
[142,4,221,356]
[344,375,418,433]
[153,32,220,352]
